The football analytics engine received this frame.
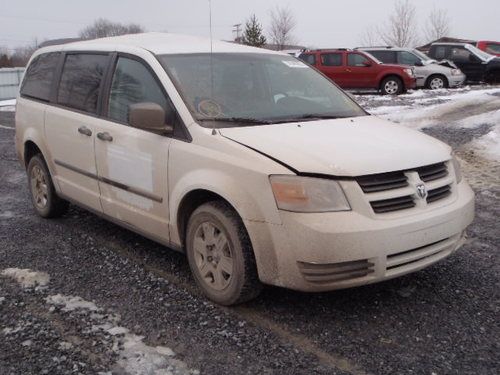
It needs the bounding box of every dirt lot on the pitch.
[1,87,499,375]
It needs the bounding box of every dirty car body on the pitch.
[15,33,475,304]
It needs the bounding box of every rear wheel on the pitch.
[426,75,448,90]
[186,201,262,305]
[380,76,403,95]
[27,155,68,218]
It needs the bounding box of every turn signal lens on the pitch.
[270,175,351,212]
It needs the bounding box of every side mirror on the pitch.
[129,102,172,134]
[414,60,424,67]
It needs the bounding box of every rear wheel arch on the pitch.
[24,140,43,168]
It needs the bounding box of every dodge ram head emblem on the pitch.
[416,184,428,199]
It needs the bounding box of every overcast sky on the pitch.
[1,0,499,51]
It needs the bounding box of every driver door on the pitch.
[94,55,176,242]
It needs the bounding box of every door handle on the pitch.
[346,69,352,73]
[78,126,92,137]
[97,132,113,142]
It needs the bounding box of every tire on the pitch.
[380,76,404,95]
[186,201,262,305]
[426,75,448,90]
[27,154,69,218]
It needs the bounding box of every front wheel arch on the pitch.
[426,74,449,89]
[379,75,405,95]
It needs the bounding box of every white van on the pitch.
[15,33,474,305]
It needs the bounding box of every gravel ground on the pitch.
[1,88,499,375]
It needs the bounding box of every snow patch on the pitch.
[0,99,15,112]
[1,268,50,289]
[471,126,500,161]
[46,294,100,312]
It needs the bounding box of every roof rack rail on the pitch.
[355,46,395,50]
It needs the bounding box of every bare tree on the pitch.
[79,18,144,40]
[268,6,296,50]
[424,8,451,43]
[359,26,381,47]
[380,0,419,47]
[10,40,39,67]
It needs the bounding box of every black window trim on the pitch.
[100,52,191,142]
[21,49,191,142]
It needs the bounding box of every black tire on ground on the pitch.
[186,201,262,305]
[27,154,69,218]
[426,74,449,90]
[380,76,404,95]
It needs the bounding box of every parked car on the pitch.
[16,33,474,305]
[358,47,465,90]
[298,49,416,95]
[428,43,500,83]
[476,40,500,57]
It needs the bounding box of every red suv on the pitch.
[299,49,416,95]
[476,41,500,57]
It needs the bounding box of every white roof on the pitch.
[39,32,280,56]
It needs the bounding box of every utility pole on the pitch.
[232,23,242,43]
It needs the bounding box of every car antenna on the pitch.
[209,0,216,135]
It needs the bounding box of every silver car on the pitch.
[359,47,466,89]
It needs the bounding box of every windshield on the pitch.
[159,53,366,127]
[465,44,494,61]
[412,49,433,61]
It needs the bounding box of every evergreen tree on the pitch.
[242,15,267,47]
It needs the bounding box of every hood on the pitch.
[220,116,451,177]
[435,59,458,69]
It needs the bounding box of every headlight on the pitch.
[451,154,463,183]
[269,175,351,212]
[451,69,462,76]
[404,68,415,77]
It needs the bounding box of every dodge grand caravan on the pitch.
[16,33,475,305]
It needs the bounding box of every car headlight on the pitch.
[269,175,351,212]
[451,69,462,76]
[451,154,463,183]
[404,68,415,77]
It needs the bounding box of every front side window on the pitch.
[57,54,109,114]
[20,52,60,101]
[434,46,447,60]
[450,47,473,62]
[321,53,343,66]
[159,53,366,127]
[348,53,370,67]
[398,51,421,65]
[299,53,316,66]
[486,43,500,54]
[107,57,176,127]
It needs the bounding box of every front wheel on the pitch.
[380,76,404,95]
[426,75,448,90]
[27,155,68,218]
[186,201,262,305]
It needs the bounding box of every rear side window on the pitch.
[348,53,370,67]
[368,51,397,64]
[20,52,60,101]
[299,54,316,65]
[320,53,342,66]
[57,54,109,114]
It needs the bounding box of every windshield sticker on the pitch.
[282,60,308,68]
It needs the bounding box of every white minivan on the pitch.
[15,33,474,305]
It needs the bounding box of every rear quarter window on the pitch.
[57,53,109,114]
[20,52,60,101]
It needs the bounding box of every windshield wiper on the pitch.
[274,114,347,124]
[198,117,272,125]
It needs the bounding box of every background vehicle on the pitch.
[428,43,500,83]
[299,49,416,95]
[476,40,500,57]
[359,46,465,90]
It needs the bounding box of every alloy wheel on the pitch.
[30,165,48,209]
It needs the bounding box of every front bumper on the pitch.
[448,73,466,88]
[246,181,474,292]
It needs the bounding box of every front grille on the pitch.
[386,236,457,276]
[356,171,408,193]
[298,259,374,284]
[427,185,452,204]
[370,195,415,213]
[417,162,448,182]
